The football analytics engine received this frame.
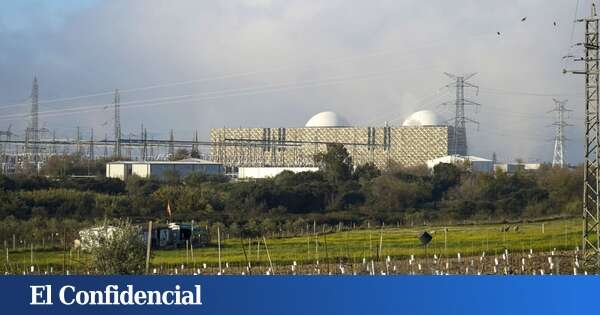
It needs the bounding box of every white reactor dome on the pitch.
[402,110,444,126]
[305,111,349,127]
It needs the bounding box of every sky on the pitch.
[0,0,591,163]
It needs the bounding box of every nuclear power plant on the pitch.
[0,73,478,174]
[210,110,464,169]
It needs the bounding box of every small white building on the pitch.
[426,155,493,173]
[494,163,542,174]
[523,163,542,171]
[238,167,319,179]
[106,158,224,180]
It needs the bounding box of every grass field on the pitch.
[4,217,582,274]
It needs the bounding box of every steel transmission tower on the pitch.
[442,73,480,155]
[76,126,82,155]
[89,128,95,160]
[169,129,175,157]
[549,99,571,168]
[113,89,121,158]
[140,123,147,161]
[103,134,108,158]
[565,3,600,271]
[26,77,40,161]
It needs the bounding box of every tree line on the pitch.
[0,144,582,239]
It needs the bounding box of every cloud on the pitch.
[0,0,587,163]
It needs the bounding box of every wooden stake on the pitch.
[185,240,189,264]
[314,221,318,263]
[5,240,9,267]
[257,238,260,261]
[190,220,195,268]
[62,229,66,274]
[369,230,373,260]
[378,227,383,261]
[240,237,251,275]
[345,230,350,263]
[324,232,329,274]
[564,221,567,249]
[444,227,448,258]
[145,221,152,274]
[263,236,273,274]
[217,225,222,274]
[307,233,310,263]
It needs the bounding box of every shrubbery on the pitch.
[0,146,583,235]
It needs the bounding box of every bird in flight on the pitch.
[521,17,527,22]
[497,31,501,36]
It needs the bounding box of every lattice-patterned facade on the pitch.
[210,126,453,169]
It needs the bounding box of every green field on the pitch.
[4,218,581,273]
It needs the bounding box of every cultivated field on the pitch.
[3,218,584,275]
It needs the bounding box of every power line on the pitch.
[0,63,447,122]
[478,87,583,97]
[0,32,497,111]
[562,0,582,70]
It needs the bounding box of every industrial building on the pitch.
[106,158,224,180]
[426,155,493,173]
[494,163,542,174]
[238,166,319,179]
[210,110,464,169]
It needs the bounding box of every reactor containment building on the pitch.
[210,110,464,169]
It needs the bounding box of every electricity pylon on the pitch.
[549,99,571,168]
[113,89,121,158]
[441,73,480,155]
[564,2,600,272]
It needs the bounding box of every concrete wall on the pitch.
[132,164,150,178]
[210,126,451,169]
[108,162,224,180]
[148,163,224,178]
[106,163,131,180]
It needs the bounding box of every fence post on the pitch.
[145,221,152,274]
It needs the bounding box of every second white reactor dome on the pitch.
[305,111,349,127]
[402,110,444,126]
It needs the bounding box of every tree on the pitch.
[314,144,353,184]
[353,162,380,181]
[87,220,148,275]
[41,155,107,177]
[184,172,229,186]
[0,175,15,191]
[162,169,181,185]
[432,163,462,200]
[368,175,431,213]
